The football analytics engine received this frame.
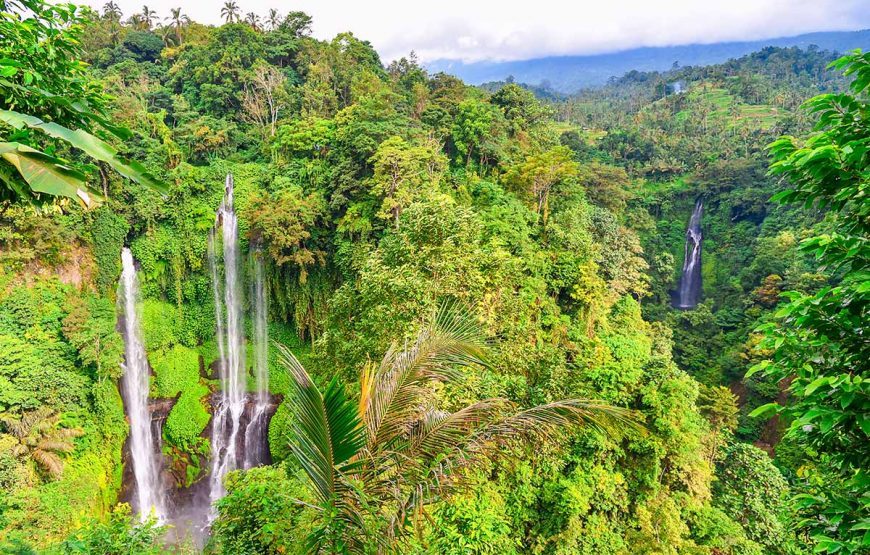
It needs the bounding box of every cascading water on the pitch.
[243,250,269,469]
[208,174,247,508]
[118,248,167,522]
[675,199,703,309]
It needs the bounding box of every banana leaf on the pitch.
[0,142,100,207]
[0,109,168,195]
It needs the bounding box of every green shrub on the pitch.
[209,465,312,555]
[89,209,129,295]
[149,345,209,471]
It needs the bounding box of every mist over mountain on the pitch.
[426,29,870,92]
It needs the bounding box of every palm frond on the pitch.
[408,399,510,459]
[53,427,84,440]
[31,449,63,478]
[277,344,365,505]
[363,302,489,454]
[37,439,75,453]
[469,399,642,449]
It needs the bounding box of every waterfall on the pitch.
[243,249,269,469]
[118,248,167,522]
[208,174,247,507]
[676,199,703,309]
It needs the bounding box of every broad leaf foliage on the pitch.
[281,304,641,553]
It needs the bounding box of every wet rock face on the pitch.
[206,392,281,469]
[118,395,177,513]
[120,390,281,546]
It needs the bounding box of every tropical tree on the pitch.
[505,146,579,226]
[141,5,156,29]
[0,0,168,206]
[220,1,240,23]
[244,11,260,30]
[101,0,120,20]
[0,408,83,479]
[748,50,870,554]
[165,7,188,46]
[101,0,122,44]
[368,135,446,226]
[280,10,313,37]
[126,13,144,30]
[266,8,280,31]
[280,305,640,552]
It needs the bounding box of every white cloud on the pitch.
[78,0,870,62]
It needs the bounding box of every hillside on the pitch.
[0,3,867,554]
[427,28,870,92]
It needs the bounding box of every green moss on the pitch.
[267,399,292,463]
[89,208,128,295]
[140,300,182,353]
[150,344,200,398]
[149,344,209,480]
[163,388,209,453]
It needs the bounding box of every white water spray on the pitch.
[208,174,247,508]
[118,248,167,522]
[244,250,269,469]
[676,199,703,309]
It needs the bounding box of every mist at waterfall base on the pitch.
[117,175,275,545]
[674,199,703,309]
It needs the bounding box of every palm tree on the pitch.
[266,9,280,31]
[244,11,260,30]
[141,5,157,29]
[220,1,240,23]
[102,1,122,45]
[165,8,188,46]
[1,408,83,479]
[102,1,121,20]
[127,13,145,30]
[278,305,640,552]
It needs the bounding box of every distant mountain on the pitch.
[426,29,870,93]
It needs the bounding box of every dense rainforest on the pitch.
[0,1,867,554]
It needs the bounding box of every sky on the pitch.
[80,0,870,62]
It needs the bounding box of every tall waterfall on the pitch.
[676,199,703,309]
[118,248,167,522]
[244,250,269,469]
[208,174,247,506]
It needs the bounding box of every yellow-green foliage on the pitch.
[0,278,126,548]
[150,344,210,477]
[140,299,210,479]
[208,465,314,554]
[424,475,519,554]
[671,84,780,131]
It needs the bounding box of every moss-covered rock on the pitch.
[149,344,210,484]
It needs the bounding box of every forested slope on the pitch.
[0,2,866,554]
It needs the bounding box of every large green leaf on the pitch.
[277,344,365,504]
[0,78,132,139]
[0,109,168,195]
[0,142,98,207]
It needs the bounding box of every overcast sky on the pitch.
[80,0,870,62]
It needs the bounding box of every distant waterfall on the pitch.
[118,248,167,522]
[244,250,269,469]
[676,199,703,309]
[208,174,246,507]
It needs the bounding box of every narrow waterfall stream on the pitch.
[208,174,247,509]
[675,199,703,309]
[118,248,168,521]
[244,250,269,469]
